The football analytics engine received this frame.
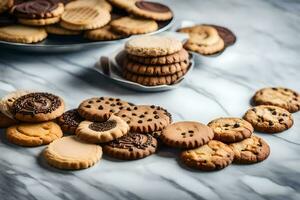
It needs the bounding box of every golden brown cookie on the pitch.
[0,25,47,43]
[161,121,214,149]
[243,105,293,133]
[65,0,112,12]
[127,48,189,65]
[18,16,61,26]
[123,58,189,76]
[12,92,65,123]
[0,0,14,14]
[125,35,182,57]
[45,24,81,35]
[181,140,234,171]
[110,16,158,36]
[84,25,125,41]
[252,87,300,113]
[116,105,172,133]
[0,112,17,128]
[229,135,270,164]
[208,117,253,143]
[76,115,129,143]
[184,38,225,55]
[44,135,102,170]
[6,121,63,147]
[57,109,84,134]
[107,0,137,10]
[78,97,134,122]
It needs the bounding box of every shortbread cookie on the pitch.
[103,132,157,160]
[110,16,158,36]
[0,0,13,14]
[184,38,225,55]
[181,140,234,171]
[128,48,189,65]
[122,68,188,86]
[18,16,61,26]
[116,105,172,133]
[243,105,293,133]
[125,35,182,57]
[208,117,253,143]
[229,135,270,164]
[6,121,63,147]
[45,24,81,35]
[57,109,84,134]
[252,87,300,113]
[0,25,47,43]
[76,115,129,143]
[207,24,236,46]
[0,112,17,128]
[161,121,214,149]
[60,6,110,30]
[123,58,189,76]
[44,136,102,170]
[0,90,32,119]
[12,92,65,122]
[65,0,112,12]
[78,97,134,122]
[84,25,125,41]
[128,1,173,21]
[107,0,137,10]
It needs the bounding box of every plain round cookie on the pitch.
[229,135,270,164]
[0,112,17,128]
[208,117,253,143]
[116,105,172,133]
[184,38,225,55]
[103,132,157,160]
[78,97,134,122]
[6,121,63,147]
[44,136,102,170]
[252,87,300,113]
[18,16,61,26]
[125,35,182,57]
[243,105,293,133]
[12,92,65,123]
[84,25,125,41]
[57,109,84,134]
[0,25,47,43]
[76,115,129,143]
[161,121,214,149]
[181,140,234,171]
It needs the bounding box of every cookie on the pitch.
[123,58,190,76]
[125,35,182,57]
[65,0,112,12]
[127,48,189,65]
[45,24,81,35]
[57,109,84,134]
[0,112,17,128]
[0,25,47,43]
[0,90,32,119]
[60,6,110,30]
[122,68,188,86]
[18,16,61,26]
[252,87,300,113]
[184,38,225,55]
[116,105,172,133]
[76,115,129,143]
[12,92,65,123]
[110,16,158,36]
[6,121,63,147]
[207,24,236,46]
[207,117,253,143]
[181,140,234,171]
[84,25,125,41]
[107,0,137,10]
[229,135,270,164]
[160,121,214,149]
[0,0,14,14]
[128,1,173,21]
[78,97,133,122]
[243,105,293,133]
[44,135,102,170]
[103,132,157,160]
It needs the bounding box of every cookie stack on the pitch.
[122,35,191,86]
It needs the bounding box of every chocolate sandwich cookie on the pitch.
[12,92,65,122]
[103,132,157,160]
[57,109,84,134]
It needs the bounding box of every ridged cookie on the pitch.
[65,0,112,12]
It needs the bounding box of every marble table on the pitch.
[0,0,299,199]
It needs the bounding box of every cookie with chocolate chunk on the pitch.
[57,109,84,134]
[76,115,129,143]
[78,97,134,122]
[103,132,157,160]
[243,105,293,133]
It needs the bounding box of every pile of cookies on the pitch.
[0,0,173,44]
[121,35,191,86]
[177,24,236,55]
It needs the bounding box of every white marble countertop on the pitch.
[0,0,300,200]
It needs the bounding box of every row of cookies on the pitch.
[0,0,174,43]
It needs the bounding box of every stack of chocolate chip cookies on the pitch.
[121,35,191,86]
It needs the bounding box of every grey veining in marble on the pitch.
[0,0,300,200]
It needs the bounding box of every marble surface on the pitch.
[0,0,300,199]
